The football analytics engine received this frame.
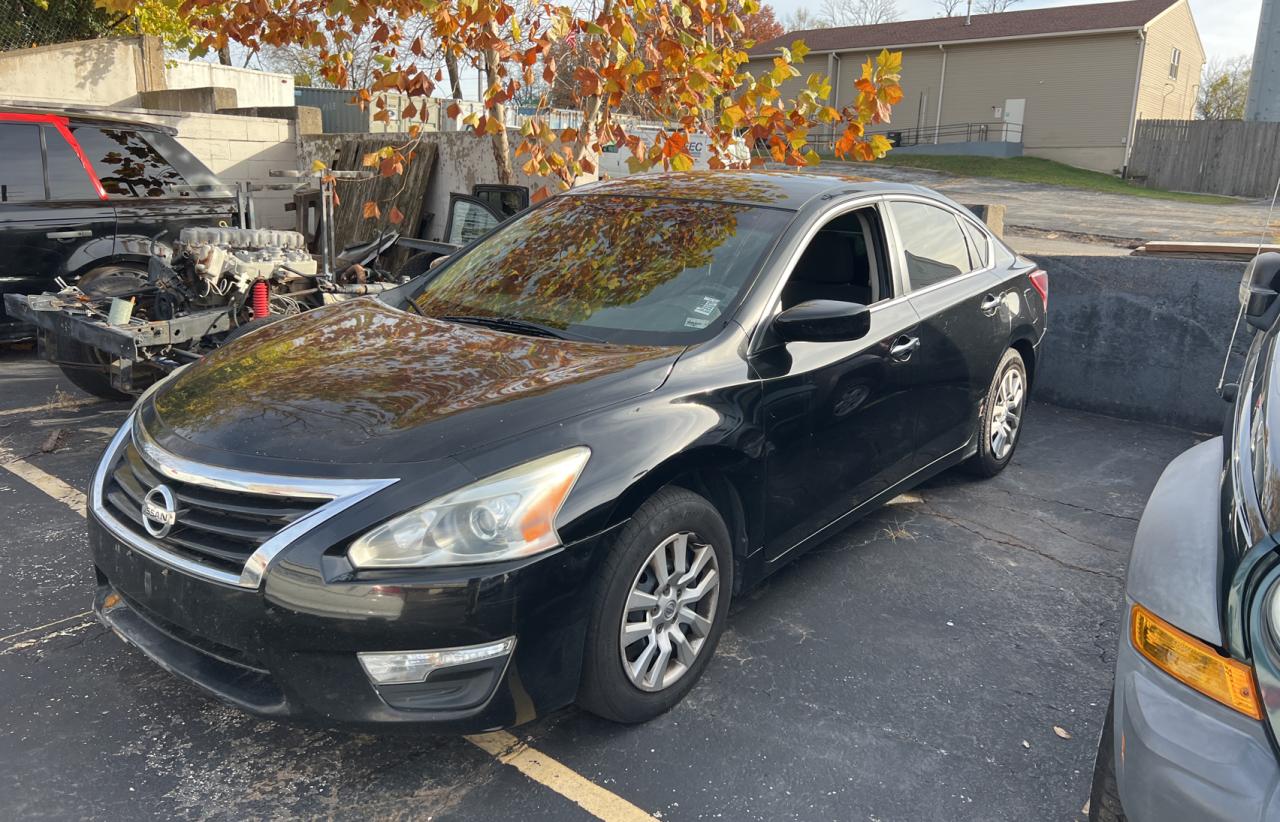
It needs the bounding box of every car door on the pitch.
[754,202,924,562]
[886,198,1011,468]
[0,120,115,336]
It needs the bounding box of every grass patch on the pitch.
[828,153,1239,205]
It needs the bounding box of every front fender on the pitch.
[1126,436,1225,644]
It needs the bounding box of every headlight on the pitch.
[348,447,590,569]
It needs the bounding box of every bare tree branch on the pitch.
[820,0,900,26]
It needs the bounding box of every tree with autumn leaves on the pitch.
[99,0,904,204]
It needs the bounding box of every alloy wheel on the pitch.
[619,531,721,692]
[990,366,1025,460]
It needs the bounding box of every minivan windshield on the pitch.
[411,194,792,345]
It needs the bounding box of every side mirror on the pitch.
[773,300,871,343]
[1244,252,1280,331]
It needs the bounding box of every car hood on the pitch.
[146,299,681,465]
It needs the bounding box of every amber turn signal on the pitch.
[1131,603,1263,721]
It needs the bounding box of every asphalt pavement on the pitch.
[0,346,1203,821]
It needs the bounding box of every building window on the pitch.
[1169,47,1181,80]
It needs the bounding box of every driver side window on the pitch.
[781,207,892,310]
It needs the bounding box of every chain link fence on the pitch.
[1,0,128,53]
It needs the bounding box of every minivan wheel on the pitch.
[965,348,1027,477]
[578,486,733,723]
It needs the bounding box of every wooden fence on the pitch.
[1127,119,1280,198]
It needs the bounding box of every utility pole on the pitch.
[1246,0,1279,120]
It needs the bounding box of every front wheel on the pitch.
[964,348,1027,478]
[55,265,152,400]
[577,486,732,723]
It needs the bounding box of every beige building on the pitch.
[748,0,1205,173]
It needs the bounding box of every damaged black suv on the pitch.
[90,172,1046,731]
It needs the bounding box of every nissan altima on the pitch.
[90,171,1047,731]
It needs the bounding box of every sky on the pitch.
[764,0,1265,62]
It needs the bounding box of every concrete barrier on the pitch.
[1030,254,1252,433]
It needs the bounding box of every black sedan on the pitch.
[89,171,1047,731]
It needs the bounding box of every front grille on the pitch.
[101,440,326,576]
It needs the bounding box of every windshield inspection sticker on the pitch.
[693,296,722,317]
[684,316,711,329]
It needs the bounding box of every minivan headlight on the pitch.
[347,447,590,569]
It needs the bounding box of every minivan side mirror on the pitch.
[1244,252,1280,331]
[773,300,872,343]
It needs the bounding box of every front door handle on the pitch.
[46,230,92,241]
[979,293,1002,315]
[889,335,920,362]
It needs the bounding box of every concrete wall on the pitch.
[0,36,163,108]
[165,61,294,108]
[1031,254,1248,433]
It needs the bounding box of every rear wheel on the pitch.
[577,486,732,723]
[964,348,1027,477]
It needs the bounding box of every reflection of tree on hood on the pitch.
[414,190,778,327]
[154,300,673,440]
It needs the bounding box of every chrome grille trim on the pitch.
[93,414,397,589]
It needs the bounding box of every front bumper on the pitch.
[90,513,621,733]
[1112,609,1280,822]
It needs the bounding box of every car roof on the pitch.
[0,105,177,134]
[575,170,930,211]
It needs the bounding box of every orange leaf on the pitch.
[362,201,380,220]
[388,206,405,225]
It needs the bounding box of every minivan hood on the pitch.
[148,299,681,465]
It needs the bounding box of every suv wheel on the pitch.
[965,348,1027,477]
[578,486,732,723]
[56,265,151,400]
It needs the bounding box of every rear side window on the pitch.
[71,126,189,198]
[889,201,972,290]
[44,127,98,200]
[0,123,45,202]
[961,220,990,269]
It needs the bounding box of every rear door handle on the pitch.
[889,335,920,362]
[46,230,92,241]
[979,293,1002,315]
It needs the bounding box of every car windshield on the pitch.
[410,194,792,345]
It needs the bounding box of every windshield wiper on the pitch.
[438,314,603,343]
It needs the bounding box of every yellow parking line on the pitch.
[0,449,87,516]
[3,447,655,822]
[467,731,656,822]
[0,397,103,417]
[0,610,94,644]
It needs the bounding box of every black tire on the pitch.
[577,486,733,724]
[964,347,1028,478]
[397,251,443,280]
[55,265,151,400]
[56,341,132,400]
[1088,696,1126,822]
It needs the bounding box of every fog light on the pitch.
[357,637,516,685]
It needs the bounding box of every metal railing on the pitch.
[807,120,1024,153]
